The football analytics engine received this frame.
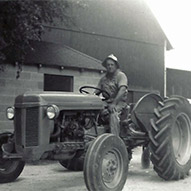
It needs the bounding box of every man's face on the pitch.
[106,59,117,74]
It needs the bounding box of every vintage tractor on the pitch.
[1,86,191,191]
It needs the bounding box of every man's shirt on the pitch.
[97,69,128,102]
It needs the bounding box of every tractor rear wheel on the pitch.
[149,96,191,180]
[84,133,129,191]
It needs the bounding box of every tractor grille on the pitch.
[14,108,22,146]
[26,108,39,147]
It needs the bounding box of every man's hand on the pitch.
[94,89,101,96]
[108,103,117,113]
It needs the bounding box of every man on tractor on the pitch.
[94,54,128,135]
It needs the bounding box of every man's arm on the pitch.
[108,72,128,112]
[108,86,127,112]
[112,86,127,105]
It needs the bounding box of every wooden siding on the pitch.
[167,68,191,99]
[42,0,166,95]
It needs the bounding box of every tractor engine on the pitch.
[54,111,98,142]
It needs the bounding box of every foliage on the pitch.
[0,0,72,77]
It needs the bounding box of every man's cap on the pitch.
[102,54,119,68]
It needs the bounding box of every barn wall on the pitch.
[43,0,165,95]
[167,68,191,99]
[0,64,102,132]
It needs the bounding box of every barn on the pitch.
[0,0,172,131]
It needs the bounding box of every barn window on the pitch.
[44,74,73,92]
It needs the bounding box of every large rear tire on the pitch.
[0,133,25,183]
[84,133,129,191]
[149,96,191,180]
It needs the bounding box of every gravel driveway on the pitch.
[0,148,191,191]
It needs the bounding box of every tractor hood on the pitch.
[14,91,104,110]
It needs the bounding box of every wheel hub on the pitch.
[101,149,123,188]
[172,112,191,165]
[103,157,118,182]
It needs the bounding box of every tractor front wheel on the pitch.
[0,133,25,183]
[84,133,129,191]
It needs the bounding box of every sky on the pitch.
[146,0,191,71]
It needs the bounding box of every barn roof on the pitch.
[25,41,105,71]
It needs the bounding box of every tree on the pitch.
[0,0,73,77]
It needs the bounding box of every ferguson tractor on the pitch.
[1,86,191,191]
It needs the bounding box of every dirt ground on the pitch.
[0,148,191,191]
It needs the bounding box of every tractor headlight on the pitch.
[46,105,60,120]
[6,107,15,120]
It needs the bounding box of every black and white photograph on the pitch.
[0,0,191,190]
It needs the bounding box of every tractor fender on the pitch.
[0,132,13,141]
[0,132,14,152]
[130,93,163,133]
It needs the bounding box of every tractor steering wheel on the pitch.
[79,86,110,101]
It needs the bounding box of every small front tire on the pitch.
[0,133,25,183]
[84,133,129,191]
